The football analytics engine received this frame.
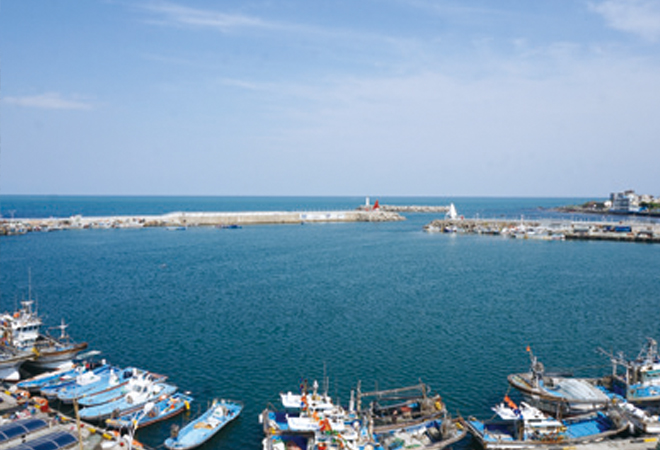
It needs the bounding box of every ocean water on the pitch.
[1,196,659,450]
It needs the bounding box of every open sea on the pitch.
[1,196,659,450]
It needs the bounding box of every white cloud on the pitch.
[4,93,93,110]
[138,2,273,32]
[590,0,660,41]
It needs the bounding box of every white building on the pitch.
[610,190,640,212]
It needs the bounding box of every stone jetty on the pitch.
[0,209,405,236]
[424,218,660,243]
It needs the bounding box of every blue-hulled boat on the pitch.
[164,399,242,450]
[16,366,81,393]
[79,380,177,421]
[77,371,166,407]
[600,337,660,404]
[462,398,628,449]
[105,392,193,430]
[57,367,151,404]
[40,364,112,398]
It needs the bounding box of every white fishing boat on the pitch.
[0,299,87,373]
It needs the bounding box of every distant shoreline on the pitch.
[554,205,660,218]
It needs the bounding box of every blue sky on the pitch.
[1,0,659,197]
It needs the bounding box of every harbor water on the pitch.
[1,196,659,450]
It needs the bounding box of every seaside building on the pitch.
[610,190,640,213]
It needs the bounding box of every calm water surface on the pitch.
[1,197,658,449]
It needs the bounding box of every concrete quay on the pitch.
[0,209,405,235]
[555,436,658,450]
[424,218,660,243]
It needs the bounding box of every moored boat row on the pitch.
[260,338,660,450]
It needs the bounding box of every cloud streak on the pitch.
[3,93,93,110]
[590,0,660,41]
[138,2,277,33]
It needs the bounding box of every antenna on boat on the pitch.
[322,362,328,396]
[57,319,69,340]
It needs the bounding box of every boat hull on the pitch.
[23,342,89,372]
[0,353,33,381]
[164,399,242,450]
[508,373,609,415]
[463,411,628,450]
[105,393,193,430]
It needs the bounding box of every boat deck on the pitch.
[564,413,612,439]
[540,378,609,403]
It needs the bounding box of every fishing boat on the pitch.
[598,387,660,434]
[507,348,610,415]
[262,380,381,450]
[618,400,660,434]
[57,367,153,404]
[280,380,335,412]
[40,363,112,399]
[599,338,660,404]
[462,396,628,449]
[164,398,242,450]
[374,416,467,450]
[356,382,446,433]
[25,320,89,372]
[79,379,177,421]
[0,299,88,373]
[77,371,167,407]
[16,365,81,393]
[262,379,358,435]
[105,392,193,430]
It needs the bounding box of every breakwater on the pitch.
[358,204,451,213]
[424,218,660,243]
[0,209,404,235]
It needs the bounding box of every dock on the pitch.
[562,436,658,450]
[424,218,660,243]
[0,209,404,235]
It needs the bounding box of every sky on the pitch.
[1,0,659,197]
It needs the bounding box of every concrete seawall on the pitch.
[0,210,405,235]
